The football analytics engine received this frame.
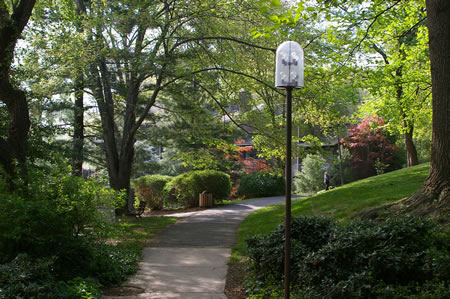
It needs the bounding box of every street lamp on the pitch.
[275,41,304,299]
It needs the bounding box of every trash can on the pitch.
[199,190,213,207]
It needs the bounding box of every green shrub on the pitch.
[88,243,140,285]
[246,216,336,293]
[0,254,102,298]
[0,242,140,297]
[246,215,450,298]
[132,175,172,210]
[0,172,123,262]
[0,167,136,297]
[237,171,285,198]
[293,154,328,193]
[163,170,231,208]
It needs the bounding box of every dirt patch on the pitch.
[102,285,145,296]
[224,260,246,299]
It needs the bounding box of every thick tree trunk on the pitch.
[359,0,449,224]
[0,80,30,183]
[89,55,137,213]
[0,1,36,188]
[395,0,449,222]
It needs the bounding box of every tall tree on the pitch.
[402,0,449,219]
[71,0,86,177]
[258,0,448,220]
[66,0,276,211]
[357,1,429,167]
[0,0,36,188]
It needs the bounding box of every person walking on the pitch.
[324,172,330,191]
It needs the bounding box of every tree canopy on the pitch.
[1,0,447,220]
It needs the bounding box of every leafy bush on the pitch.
[293,154,327,193]
[246,216,336,291]
[0,254,101,298]
[164,170,231,208]
[132,174,172,210]
[0,242,140,297]
[0,167,137,297]
[237,171,285,198]
[88,243,140,285]
[0,171,123,262]
[246,215,450,298]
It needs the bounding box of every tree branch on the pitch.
[171,36,276,53]
[372,43,389,65]
[161,67,284,96]
[196,82,251,135]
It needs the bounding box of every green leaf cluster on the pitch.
[246,215,450,298]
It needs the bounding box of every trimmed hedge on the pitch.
[246,215,450,298]
[163,170,231,208]
[132,175,172,210]
[237,171,285,198]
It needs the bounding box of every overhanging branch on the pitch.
[171,36,276,53]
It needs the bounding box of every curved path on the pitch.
[105,196,289,299]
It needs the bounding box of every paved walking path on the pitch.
[103,196,291,299]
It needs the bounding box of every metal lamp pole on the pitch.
[275,41,304,299]
[284,86,293,298]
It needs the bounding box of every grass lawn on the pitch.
[232,163,430,259]
[109,216,177,249]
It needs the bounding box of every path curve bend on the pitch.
[104,196,292,299]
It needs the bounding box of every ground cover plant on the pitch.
[0,168,177,298]
[246,215,450,298]
[0,214,176,298]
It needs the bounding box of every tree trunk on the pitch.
[403,123,419,167]
[88,55,137,213]
[359,0,449,224]
[71,0,87,177]
[395,64,419,168]
[71,73,84,177]
[0,1,36,189]
[396,0,450,222]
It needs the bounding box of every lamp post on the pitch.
[275,41,304,299]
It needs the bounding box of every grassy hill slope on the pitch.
[233,163,430,258]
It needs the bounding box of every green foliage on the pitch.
[246,216,335,288]
[246,215,450,298]
[0,165,148,296]
[87,243,140,286]
[164,170,231,208]
[0,169,124,262]
[232,163,430,260]
[294,154,327,193]
[237,171,285,198]
[132,175,173,210]
[0,184,175,297]
[0,254,101,298]
[65,277,102,299]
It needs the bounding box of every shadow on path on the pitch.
[104,195,304,298]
